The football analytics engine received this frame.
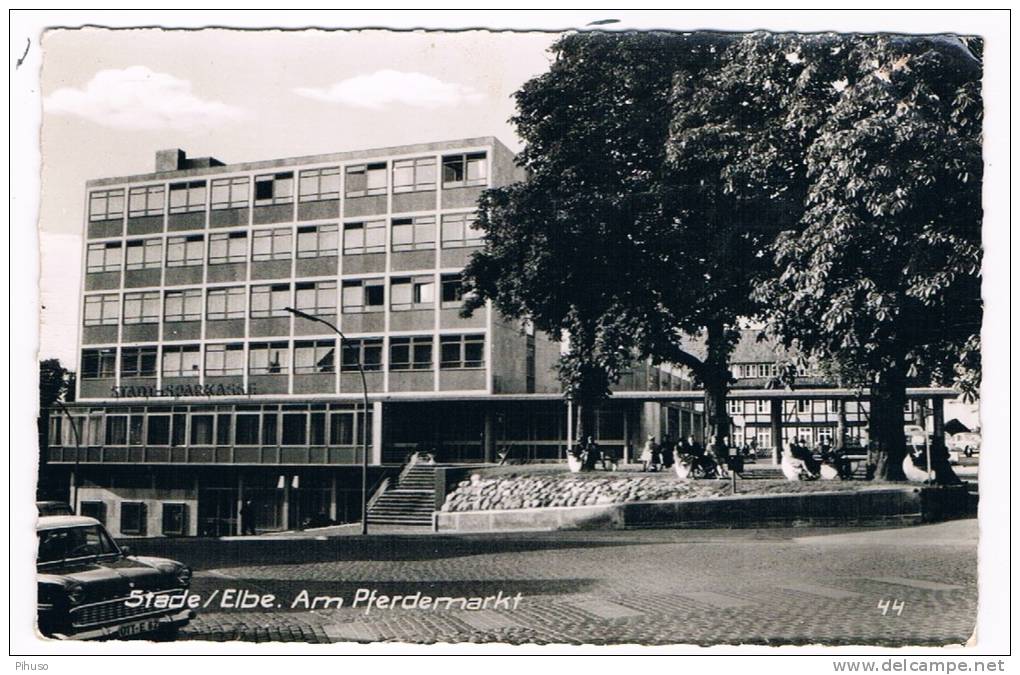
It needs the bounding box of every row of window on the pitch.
[81,334,485,379]
[726,399,844,415]
[61,406,373,450]
[730,362,811,379]
[89,153,488,221]
[84,274,466,325]
[86,215,482,272]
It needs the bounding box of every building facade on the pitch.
[46,137,700,537]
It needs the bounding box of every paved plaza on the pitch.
[158,519,979,646]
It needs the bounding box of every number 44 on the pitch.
[878,599,905,616]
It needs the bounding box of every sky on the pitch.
[37,27,559,364]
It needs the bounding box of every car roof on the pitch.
[37,515,102,531]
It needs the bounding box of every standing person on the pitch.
[661,435,676,469]
[240,498,256,536]
[641,434,656,472]
[582,435,600,471]
[650,436,662,472]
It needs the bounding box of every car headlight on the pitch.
[66,583,85,606]
[176,566,192,587]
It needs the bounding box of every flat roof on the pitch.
[86,136,512,188]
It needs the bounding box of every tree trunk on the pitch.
[869,366,908,481]
[703,321,731,457]
[573,400,596,446]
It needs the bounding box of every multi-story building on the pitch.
[45,137,700,537]
[44,138,954,537]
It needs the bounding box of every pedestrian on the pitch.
[661,436,675,469]
[582,435,600,471]
[240,498,256,536]
[641,434,656,472]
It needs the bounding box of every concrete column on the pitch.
[483,408,495,463]
[622,407,630,463]
[329,473,338,521]
[236,473,244,537]
[836,399,847,451]
[566,400,573,454]
[770,398,783,463]
[69,471,77,514]
[282,477,291,531]
[371,401,383,465]
[641,402,661,442]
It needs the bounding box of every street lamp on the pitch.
[285,307,370,535]
[53,399,82,513]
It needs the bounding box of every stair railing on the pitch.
[396,454,424,488]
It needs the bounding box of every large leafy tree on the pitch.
[756,35,983,480]
[463,31,804,448]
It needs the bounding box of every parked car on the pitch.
[948,432,981,457]
[36,501,74,517]
[36,515,193,640]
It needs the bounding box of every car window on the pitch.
[37,525,119,564]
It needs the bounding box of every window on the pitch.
[250,284,291,318]
[204,343,245,376]
[329,411,354,445]
[83,294,120,326]
[86,242,123,273]
[89,189,125,221]
[168,180,207,214]
[206,286,246,320]
[217,413,231,445]
[249,342,290,375]
[128,185,165,217]
[727,400,741,415]
[390,276,434,310]
[208,231,248,264]
[125,238,163,270]
[341,278,384,313]
[190,414,214,445]
[120,502,147,536]
[81,348,117,379]
[297,224,339,258]
[440,212,483,248]
[391,216,436,251]
[162,504,189,536]
[146,415,170,445]
[252,228,293,261]
[105,415,128,445]
[298,167,340,202]
[392,157,437,193]
[120,346,157,378]
[166,235,204,267]
[123,291,161,324]
[440,334,485,369]
[210,176,250,210]
[262,412,279,445]
[345,163,387,197]
[390,336,433,371]
[161,345,201,377]
[164,289,203,322]
[756,400,769,414]
[294,340,336,374]
[281,413,307,445]
[309,412,326,445]
[441,273,463,308]
[235,414,260,445]
[342,338,383,372]
[442,152,487,188]
[295,281,337,315]
[254,172,294,206]
[797,400,811,414]
[342,220,385,255]
[79,501,106,525]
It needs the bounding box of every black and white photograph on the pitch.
[9,9,1012,665]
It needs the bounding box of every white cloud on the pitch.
[294,70,485,110]
[44,66,247,130]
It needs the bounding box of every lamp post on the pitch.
[285,307,370,535]
[53,399,82,513]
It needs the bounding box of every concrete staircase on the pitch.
[365,462,440,527]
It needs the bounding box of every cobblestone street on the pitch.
[158,519,980,646]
